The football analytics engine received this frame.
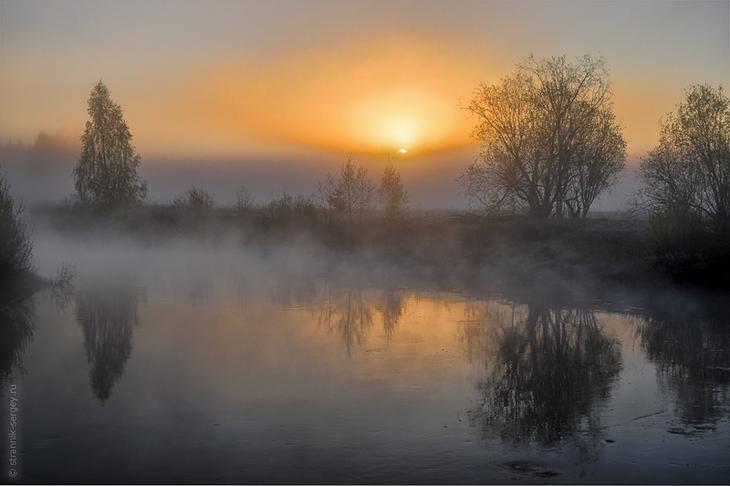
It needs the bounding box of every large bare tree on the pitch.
[640,85,730,233]
[461,55,626,218]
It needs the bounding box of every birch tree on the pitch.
[73,81,147,208]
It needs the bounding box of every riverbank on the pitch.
[28,204,729,288]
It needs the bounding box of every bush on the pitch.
[266,191,320,226]
[0,174,33,281]
[648,211,730,279]
[172,185,215,211]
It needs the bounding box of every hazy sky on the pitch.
[1,0,728,207]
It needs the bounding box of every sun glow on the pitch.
[189,39,479,156]
[345,87,460,154]
[374,113,419,150]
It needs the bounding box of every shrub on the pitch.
[172,185,215,211]
[234,185,255,212]
[266,191,320,226]
[0,174,33,281]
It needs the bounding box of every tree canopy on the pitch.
[640,85,730,234]
[461,55,626,218]
[73,81,147,208]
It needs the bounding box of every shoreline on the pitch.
[26,204,730,290]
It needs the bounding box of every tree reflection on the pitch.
[75,280,141,402]
[464,298,621,445]
[318,289,375,355]
[378,290,404,345]
[315,287,409,355]
[0,296,35,383]
[269,278,407,355]
[638,297,730,427]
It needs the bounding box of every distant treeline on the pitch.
[1,54,728,286]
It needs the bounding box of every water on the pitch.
[2,233,730,483]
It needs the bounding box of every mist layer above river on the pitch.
[2,228,729,483]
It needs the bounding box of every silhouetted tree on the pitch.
[235,184,255,212]
[461,55,625,218]
[640,85,730,234]
[73,81,147,208]
[378,165,408,220]
[0,174,32,281]
[320,157,375,220]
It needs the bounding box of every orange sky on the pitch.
[1,0,728,162]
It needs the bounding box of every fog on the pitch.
[1,133,637,211]
[0,203,726,483]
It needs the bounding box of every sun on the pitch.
[345,89,451,153]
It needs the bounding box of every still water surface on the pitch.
[2,235,730,483]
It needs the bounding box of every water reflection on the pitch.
[638,296,730,429]
[271,279,407,355]
[0,296,35,383]
[377,290,405,344]
[317,288,376,355]
[464,297,622,445]
[10,256,730,483]
[75,280,142,402]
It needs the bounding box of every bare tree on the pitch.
[378,165,408,219]
[173,184,215,211]
[461,55,625,218]
[640,85,730,233]
[567,108,626,217]
[73,81,147,208]
[461,71,545,216]
[319,157,375,220]
[234,185,255,212]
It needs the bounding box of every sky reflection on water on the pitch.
[2,236,730,483]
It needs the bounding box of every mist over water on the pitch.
[1,1,728,483]
[2,224,729,483]
[1,135,640,211]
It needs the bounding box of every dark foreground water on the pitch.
[2,233,730,484]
